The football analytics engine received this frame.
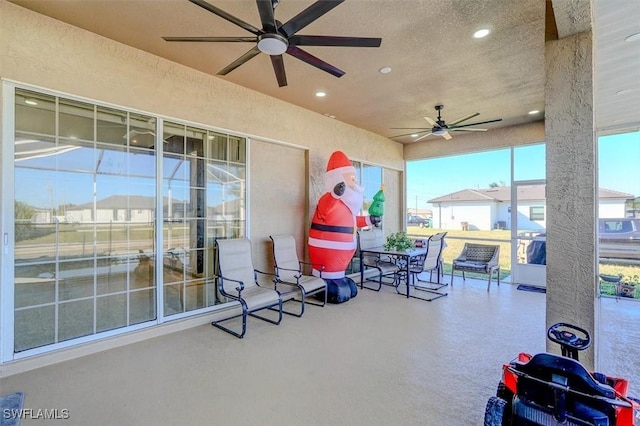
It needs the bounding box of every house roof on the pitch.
[71,195,174,210]
[428,185,634,204]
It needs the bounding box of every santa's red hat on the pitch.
[324,151,356,194]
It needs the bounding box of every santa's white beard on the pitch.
[342,184,364,215]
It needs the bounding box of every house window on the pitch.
[9,86,247,355]
[529,206,545,220]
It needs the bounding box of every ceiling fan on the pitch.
[163,0,382,87]
[390,105,503,141]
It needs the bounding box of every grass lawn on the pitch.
[406,227,640,298]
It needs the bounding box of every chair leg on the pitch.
[212,304,248,339]
[362,271,383,291]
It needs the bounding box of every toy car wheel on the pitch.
[484,396,507,426]
[496,382,513,424]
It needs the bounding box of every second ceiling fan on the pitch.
[163,0,382,87]
[391,105,502,141]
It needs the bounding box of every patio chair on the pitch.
[358,229,400,291]
[270,234,327,317]
[450,243,500,291]
[212,238,283,338]
[392,232,449,301]
[412,232,448,289]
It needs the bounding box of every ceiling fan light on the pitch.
[257,33,288,55]
[432,128,447,136]
[473,29,490,39]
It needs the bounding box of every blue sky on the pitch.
[407,131,640,212]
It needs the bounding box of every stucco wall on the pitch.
[545,31,597,368]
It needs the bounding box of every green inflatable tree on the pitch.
[368,185,385,217]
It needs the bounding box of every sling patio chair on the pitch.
[450,242,500,291]
[212,238,283,339]
[411,232,448,289]
[270,234,327,317]
[357,229,400,291]
[395,232,449,301]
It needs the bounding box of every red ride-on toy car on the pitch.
[484,322,640,425]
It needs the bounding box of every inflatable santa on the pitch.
[308,151,382,303]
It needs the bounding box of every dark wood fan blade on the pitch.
[189,0,261,35]
[280,0,344,37]
[217,46,261,75]
[289,35,381,47]
[270,55,288,87]
[448,112,479,126]
[390,130,432,138]
[256,0,276,32]
[450,118,502,129]
[287,45,344,77]
[163,37,257,43]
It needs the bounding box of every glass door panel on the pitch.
[511,180,547,287]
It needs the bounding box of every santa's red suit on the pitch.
[308,151,375,279]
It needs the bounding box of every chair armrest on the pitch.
[255,269,282,289]
[218,274,245,293]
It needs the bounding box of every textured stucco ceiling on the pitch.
[7,0,640,142]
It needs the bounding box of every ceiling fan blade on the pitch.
[423,116,437,126]
[389,128,431,130]
[270,54,288,87]
[217,46,261,75]
[163,36,257,43]
[289,35,381,48]
[450,118,503,129]
[280,0,344,37]
[447,112,480,126]
[390,130,431,138]
[451,128,488,132]
[287,45,344,77]
[189,0,261,35]
[442,132,453,140]
[256,0,277,32]
[415,132,434,141]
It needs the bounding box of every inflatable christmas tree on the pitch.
[368,185,385,216]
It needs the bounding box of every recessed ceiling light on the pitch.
[411,134,419,138]
[315,91,326,98]
[473,29,490,39]
[379,67,392,74]
[616,89,633,95]
[24,98,38,106]
[625,32,640,42]
[528,110,540,115]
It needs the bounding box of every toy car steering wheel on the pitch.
[547,322,591,351]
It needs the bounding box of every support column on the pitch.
[545,31,597,368]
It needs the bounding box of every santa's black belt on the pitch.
[311,223,354,234]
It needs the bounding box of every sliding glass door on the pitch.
[3,84,248,359]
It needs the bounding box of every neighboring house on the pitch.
[428,185,633,231]
[64,195,199,224]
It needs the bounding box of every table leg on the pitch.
[360,251,364,289]
[405,255,410,298]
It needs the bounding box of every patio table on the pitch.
[359,245,429,299]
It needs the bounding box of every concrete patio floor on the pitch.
[1,277,638,425]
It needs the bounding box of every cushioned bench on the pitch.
[451,243,500,291]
